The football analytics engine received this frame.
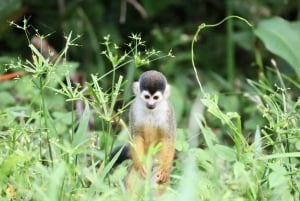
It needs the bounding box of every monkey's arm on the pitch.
[157,106,176,183]
[130,134,147,178]
[156,135,175,183]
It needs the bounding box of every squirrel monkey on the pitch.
[125,70,176,195]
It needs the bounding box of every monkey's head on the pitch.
[133,70,170,110]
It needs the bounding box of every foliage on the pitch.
[0,0,300,200]
[0,26,174,200]
[187,17,300,200]
[255,17,300,79]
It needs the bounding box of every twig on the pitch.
[0,71,26,81]
[128,0,147,18]
[120,0,127,24]
[71,73,95,131]
[119,0,147,24]
[31,36,59,63]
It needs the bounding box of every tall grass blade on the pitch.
[72,101,90,148]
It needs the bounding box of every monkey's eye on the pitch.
[144,94,150,99]
[153,95,159,100]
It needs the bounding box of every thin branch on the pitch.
[119,0,147,24]
[127,0,147,18]
[120,0,127,24]
[0,71,26,81]
[31,36,59,63]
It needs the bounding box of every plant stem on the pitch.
[69,100,75,164]
[226,0,235,86]
[40,77,53,165]
[123,62,136,102]
[191,15,252,95]
[254,39,264,76]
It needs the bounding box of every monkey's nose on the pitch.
[146,103,155,109]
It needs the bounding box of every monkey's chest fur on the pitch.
[130,100,172,152]
[135,125,165,151]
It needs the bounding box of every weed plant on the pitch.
[0,18,299,201]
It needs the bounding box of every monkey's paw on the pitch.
[139,165,147,179]
[155,168,171,184]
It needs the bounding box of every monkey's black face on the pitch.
[141,90,163,110]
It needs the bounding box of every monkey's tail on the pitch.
[110,144,130,168]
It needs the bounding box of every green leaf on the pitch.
[53,62,79,79]
[0,91,15,107]
[258,152,300,160]
[268,163,288,189]
[72,102,90,148]
[0,153,30,181]
[141,0,173,16]
[213,144,236,162]
[175,129,189,152]
[48,162,66,201]
[175,154,198,201]
[255,17,300,78]
[0,0,21,20]
[169,85,184,123]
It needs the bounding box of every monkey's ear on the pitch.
[133,82,140,95]
[164,84,171,98]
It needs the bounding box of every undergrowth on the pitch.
[0,18,299,201]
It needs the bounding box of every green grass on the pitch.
[0,20,300,201]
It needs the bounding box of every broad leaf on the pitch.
[255,17,300,78]
[213,144,236,162]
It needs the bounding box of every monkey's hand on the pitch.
[139,165,147,179]
[155,167,171,184]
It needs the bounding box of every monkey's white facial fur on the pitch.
[133,81,170,110]
[141,90,163,110]
[133,70,171,110]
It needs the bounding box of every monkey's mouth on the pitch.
[146,103,156,110]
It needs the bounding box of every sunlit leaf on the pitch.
[72,101,90,148]
[0,91,15,106]
[255,17,300,78]
[214,144,236,162]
